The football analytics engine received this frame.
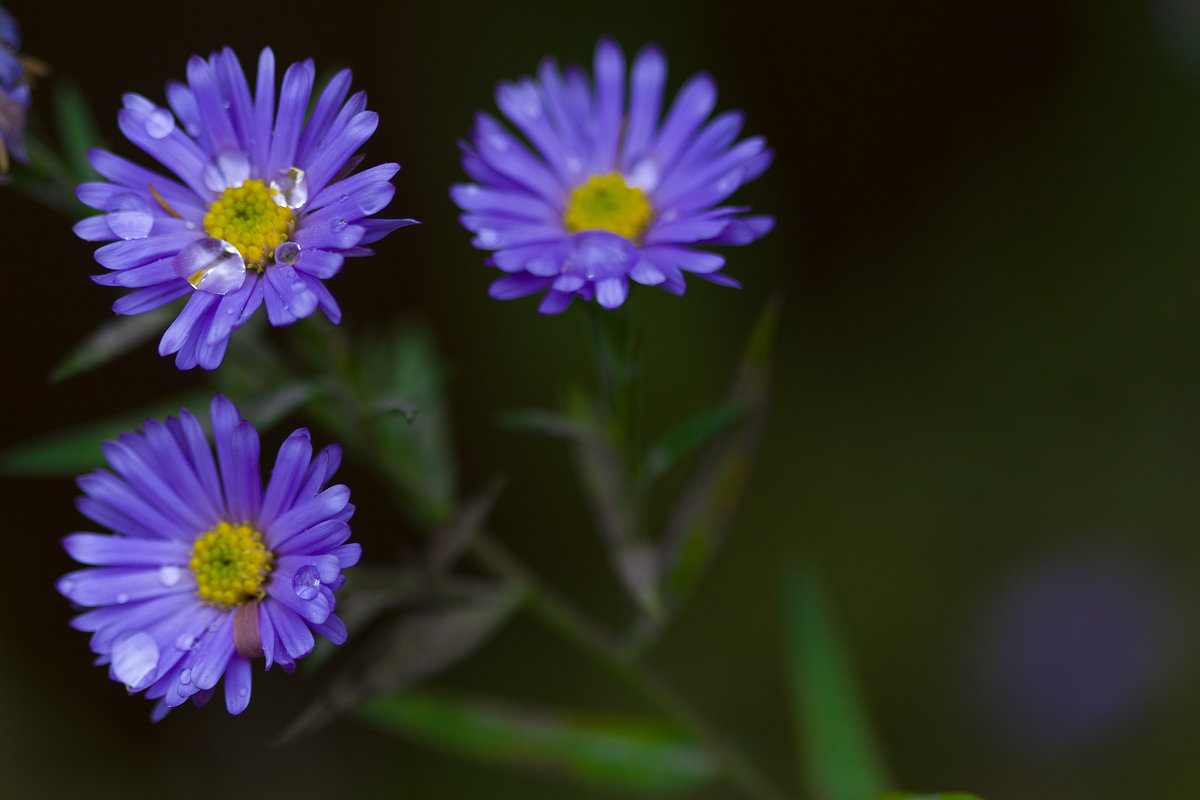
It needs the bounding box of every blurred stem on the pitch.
[585,302,641,461]
[467,532,792,800]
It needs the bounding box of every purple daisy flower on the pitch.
[74,47,416,370]
[452,38,774,313]
[0,3,33,171]
[57,395,358,719]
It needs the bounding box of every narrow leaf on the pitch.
[50,308,177,382]
[498,407,606,447]
[0,393,211,477]
[656,297,781,617]
[428,476,507,573]
[634,400,746,488]
[785,564,889,800]
[279,582,523,743]
[53,79,103,181]
[357,689,717,792]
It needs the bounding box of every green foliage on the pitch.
[357,689,717,792]
[876,794,982,800]
[0,392,210,476]
[785,564,890,800]
[50,308,178,382]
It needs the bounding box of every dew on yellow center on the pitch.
[563,173,652,241]
[189,521,274,608]
[203,179,294,270]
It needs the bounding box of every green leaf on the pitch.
[427,476,507,573]
[279,582,523,744]
[52,79,103,182]
[634,400,746,488]
[785,564,890,800]
[50,308,177,382]
[357,689,717,792]
[497,407,605,447]
[656,297,781,618]
[0,392,210,477]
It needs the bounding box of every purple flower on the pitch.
[453,38,773,314]
[57,395,358,719]
[0,3,33,171]
[74,47,416,370]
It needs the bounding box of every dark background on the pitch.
[3,0,1197,797]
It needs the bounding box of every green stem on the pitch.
[468,532,792,800]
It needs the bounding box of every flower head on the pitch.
[75,47,416,370]
[453,38,773,313]
[57,395,358,719]
[0,3,33,171]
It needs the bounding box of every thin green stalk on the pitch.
[468,532,792,800]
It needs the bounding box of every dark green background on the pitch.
[2,0,1194,797]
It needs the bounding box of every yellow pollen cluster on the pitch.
[564,173,653,241]
[189,521,274,608]
[203,180,294,270]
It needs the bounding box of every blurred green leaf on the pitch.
[655,297,781,620]
[357,689,717,792]
[50,308,177,382]
[876,794,982,800]
[234,381,318,431]
[360,324,457,525]
[52,79,102,182]
[428,475,507,573]
[633,400,746,488]
[0,392,210,477]
[279,581,523,744]
[498,407,605,447]
[785,564,889,800]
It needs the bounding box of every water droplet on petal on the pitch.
[202,147,252,193]
[626,159,660,192]
[274,241,301,265]
[158,565,181,587]
[173,238,247,295]
[292,564,321,600]
[290,280,307,293]
[116,592,130,605]
[477,228,498,247]
[106,192,154,240]
[269,166,309,209]
[179,667,192,685]
[238,686,248,698]
[145,108,175,139]
[332,218,347,231]
[112,632,159,689]
[175,633,196,651]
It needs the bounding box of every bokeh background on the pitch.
[2,0,1197,797]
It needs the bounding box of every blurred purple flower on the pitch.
[57,395,358,719]
[0,3,33,171]
[969,546,1182,755]
[74,47,416,370]
[453,37,773,313]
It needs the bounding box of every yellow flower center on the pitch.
[189,521,274,609]
[563,173,652,241]
[203,179,294,270]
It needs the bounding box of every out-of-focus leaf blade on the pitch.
[234,381,317,432]
[656,297,781,619]
[877,794,982,800]
[634,400,745,488]
[278,582,523,743]
[785,564,889,800]
[0,392,210,477]
[50,308,176,382]
[357,689,717,792]
[498,407,605,447]
[428,476,506,573]
[53,79,102,181]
